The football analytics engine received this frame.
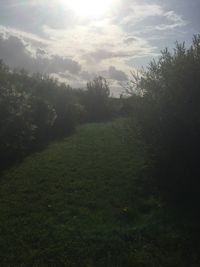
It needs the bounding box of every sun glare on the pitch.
[61,0,114,18]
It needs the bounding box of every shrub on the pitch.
[127,35,200,208]
[84,76,111,121]
[0,61,79,169]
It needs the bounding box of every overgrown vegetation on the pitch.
[0,63,116,170]
[125,35,200,210]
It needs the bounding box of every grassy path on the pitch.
[0,119,146,266]
[0,119,199,266]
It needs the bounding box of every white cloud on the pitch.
[117,2,187,33]
[0,0,188,95]
[42,18,157,73]
[120,4,163,25]
[155,11,187,30]
[0,25,49,46]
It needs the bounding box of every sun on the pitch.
[61,0,114,18]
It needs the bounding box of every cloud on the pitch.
[117,1,187,34]
[155,11,187,31]
[0,34,81,75]
[82,49,131,63]
[0,25,49,46]
[124,37,138,44]
[80,70,94,80]
[119,3,163,26]
[0,0,190,96]
[0,1,186,71]
[79,66,128,81]
[46,56,81,74]
[0,1,76,34]
[41,19,157,77]
[108,66,128,81]
[81,43,157,65]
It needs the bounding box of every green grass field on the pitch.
[0,119,199,267]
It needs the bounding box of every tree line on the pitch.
[0,64,118,170]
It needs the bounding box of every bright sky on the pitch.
[0,0,199,95]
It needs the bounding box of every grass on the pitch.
[0,118,199,266]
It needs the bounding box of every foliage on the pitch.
[0,61,80,169]
[83,76,111,121]
[127,35,200,207]
[0,60,118,170]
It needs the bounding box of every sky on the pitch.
[0,0,199,95]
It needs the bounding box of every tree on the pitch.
[128,35,200,208]
[84,76,110,121]
[0,61,80,169]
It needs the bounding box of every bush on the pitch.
[0,63,117,170]
[127,35,200,208]
[0,61,80,169]
[83,76,111,121]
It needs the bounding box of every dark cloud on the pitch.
[82,49,132,63]
[124,37,138,44]
[0,35,81,74]
[36,48,46,56]
[47,56,81,74]
[108,66,128,81]
[0,35,32,70]
[80,71,94,81]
